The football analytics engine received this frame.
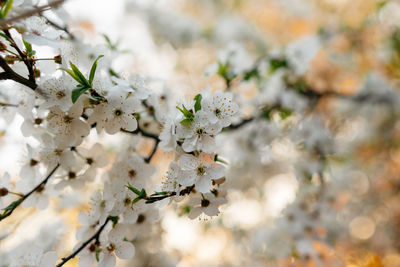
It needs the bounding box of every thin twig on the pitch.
[39,14,75,40]
[56,218,110,267]
[0,56,37,90]
[144,139,159,163]
[0,101,18,107]
[121,124,160,142]
[0,0,66,29]
[0,164,59,222]
[3,29,36,84]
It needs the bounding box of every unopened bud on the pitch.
[54,55,62,64]
[34,68,41,78]
[0,187,9,197]
[0,0,6,8]
[0,41,6,52]
[4,55,17,64]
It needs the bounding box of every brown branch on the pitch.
[39,14,75,40]
[0,56,37,90]
[0,0,66,29]
[56,218,110,267]
[3,29,36,84]
[0,164,59,222]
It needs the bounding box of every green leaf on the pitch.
[194,94,202,112]
[139,188,147,198]
[69,62,90,87]
[269,58,288,73]
[176,105,194,120]
[71,85,90,103]
[59,68,80,84]
[95,248,101,262]
[22,38,35,57]
[89,55,104,86]
[0,32,12,42]
[279,108,292,120]
[180,118,193,126]
[1,199,21,212]
[126,184,141,195]
[131,196,142,205]
[145,199,157,204]
[108,215,119,227]
[2,0,13,18]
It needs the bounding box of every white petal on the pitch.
[39,251,58,267]
[115,241,135,259]
[179,154,198,170]
[178,170,197,186]
[188,206,203,219]
[99,252,116,267]
[195,176,212,193]
[207,164,225,179]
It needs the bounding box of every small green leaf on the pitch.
[131,196,142,206]
[269,58,288,73]
[95,248,101,262]
[279,108,292,120]
[71,85,90,103]
[139,188,147,198]
[108,215,119,227]
[1,199,21,212]
[22,38,35,57]
[145,199,157,204]
[69,62,90,87]
[180,118,193,126]
[194,94,202,112]
[176,105,194,120]
[126,184,141,195]
[59,68,80,84]
[2,0,13,18]
[89,55,104,86]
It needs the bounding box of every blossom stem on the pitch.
[3,30,36,84]
[0,163,59,222]
[0,102,18,107]
[0,56,37,90]
[39,14,75,40]
[56,218,110,267]
[0,0,67,29]
[144,138,159,163]
[143,185,195,203]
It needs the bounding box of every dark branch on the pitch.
[0,56,37,90]
[0,164,59,222]
[144,138,159,163]
[121,124,160,142]
[56,218,110,267]
[3,29,36,84]
[39,14,75,40]
[0,0,66,29]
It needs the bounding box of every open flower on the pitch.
[201,90,239,127]
[178,153,225,193]
[188,192,227,219]
[99,224,135,267]
[89,93,140,134]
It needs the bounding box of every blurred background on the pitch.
[2,0,400,266]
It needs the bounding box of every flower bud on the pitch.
[0,187,9,197]
[54,55,62,64]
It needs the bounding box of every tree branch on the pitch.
[0,0,66,29]
[3,29,36,84]
[56,218,110,267]
[0,163,59,222]
[0,56,37,90]
[121,124,160,142]
[144,138,159,163]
